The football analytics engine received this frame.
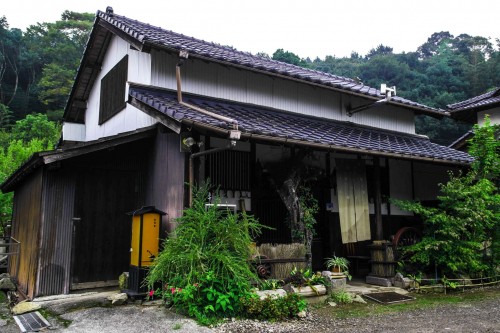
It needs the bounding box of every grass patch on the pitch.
[315,286,500,319]
[38,308,72,328]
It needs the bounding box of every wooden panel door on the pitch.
[71,169,136,286]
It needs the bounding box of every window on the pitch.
[99,55,128,124]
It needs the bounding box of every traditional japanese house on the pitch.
[0,7,472,298]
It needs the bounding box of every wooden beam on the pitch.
[129,98,181,134]
[374,157,383,240]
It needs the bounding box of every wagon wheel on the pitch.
[253,255,272,279]
[392,227,421,250]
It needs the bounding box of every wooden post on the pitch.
[374,157,383,240]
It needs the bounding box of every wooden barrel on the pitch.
[368,240,395,277]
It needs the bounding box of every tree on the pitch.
[393,117,500,276]
[10,113,60,147]
[366,44,393,59]
[24,11,93,120]
[0,138,49,230]
[272,49,310,67]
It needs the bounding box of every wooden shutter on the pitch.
[99,55,128,124]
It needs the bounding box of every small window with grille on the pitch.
[99,55,128,124]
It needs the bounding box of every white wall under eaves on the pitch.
[151,49,415,135]
[84,36,155,141]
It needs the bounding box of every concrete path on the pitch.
[1,282,407,332]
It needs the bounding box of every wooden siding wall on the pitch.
[85,36,155,141]
[151,50,415,134]
[145,131,185,235]
[413,162,455,201]
[9,169,43,299]
[36,170,75,296]
[388,159,413,216]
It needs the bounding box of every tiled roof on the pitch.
[129,86,472,164]
[447,88,500,112]
[96,9,443,116]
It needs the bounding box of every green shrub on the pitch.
[240,293,307,321]
[329,289,353,304]
[147,184,263,325]
[392,117,500,276]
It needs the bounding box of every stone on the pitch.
[366,275,392,287]
[107,292,128,306]
[12,301,41,315]
[329,277,347,289]
[291,285,327,297]
[297,310,307,318]
[0,278,16,291]
[394,277,412,289]
[255,289,287,300]
[352,295,367,304]
[0,273,10,279]
[328,301,337,307]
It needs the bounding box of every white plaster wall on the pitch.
[151,50,416,134]
[84,36,155,141]
[62,123,86,141]
[478,107,500,126]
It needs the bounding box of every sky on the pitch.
[2,0,499,59]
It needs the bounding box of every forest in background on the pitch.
[0,10,498,229]
[1,11,500,146]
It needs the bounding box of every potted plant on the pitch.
[325,255,351,279]
[284,268,328,296]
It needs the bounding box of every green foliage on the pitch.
[240,293,307,321]
[324,255,350,272]
[147,184,264,324]
[272,49,310,68]
[0,11,92,121]
[392,118,500,276]
[329,289,353,304]
[37,63,74,111]
[162,271,250,325]
[296,185,319,239]
[10,113,60,147]
[258,279,283,291]
[283,267,329,288]
[0,104,13,130]
[324,255,352,280]
[0,138,48,232]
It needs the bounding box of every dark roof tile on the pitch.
[96,10,443,115]
[129,86,472,164]
[448,88,500,112]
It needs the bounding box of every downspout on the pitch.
[175,50,241,206]
[176,50,240,137]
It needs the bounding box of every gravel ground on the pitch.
[2,288,499,332]
[215,291,500,333]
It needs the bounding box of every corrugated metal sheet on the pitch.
[9,169,43,299]
[36,170,75,296]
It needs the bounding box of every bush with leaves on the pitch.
[147,184,263,325]
[393,117,500,276]
[240,293,307,321]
